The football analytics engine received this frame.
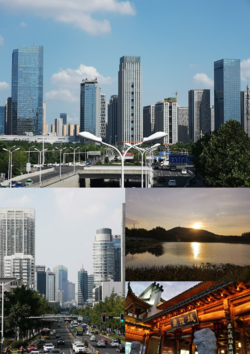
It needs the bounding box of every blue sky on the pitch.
[1,0,250,127]
[0,189,125,286]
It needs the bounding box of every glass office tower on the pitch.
[0,106,5,134]
[53,265,68,302]
[78,267,88,306]
[11,45,43,135]
[214,59,240,130]
[80,78,101,136]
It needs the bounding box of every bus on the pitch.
[41,328,50,339]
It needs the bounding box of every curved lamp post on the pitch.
[78,131,167,188]
[70,147,80,173]
[55,147,66,180]
[3,147,20,187]
[34,148,47,186]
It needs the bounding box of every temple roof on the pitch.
[126,282,152,310]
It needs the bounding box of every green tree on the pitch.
[191,120,250,187]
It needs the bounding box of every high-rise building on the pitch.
[93,228,115,286]
[214,59,241,130]
[75,124,80,137]
[78,267,88,306]
[118,56,142,144]
[80,78,101,136]
[55,118,63,136]
[45,123,48,133]
[0,208,35,278]
[0,106,5,134]
[60,113,68,126]
[62,124,67,136]
[68,124,74,136]
[46,268,55,301]
[154,98,178,144]
[189,89,211,142]
[87,274,94,302]
[113,235,121,281]
[177,107,189,143]
[106,95,118,145]
[11,45,43,135]
[35,265,46,296]
[240,90,250,137]
[56,289,64,305]
[211,105,215,132]
[143,105,155,138]
[43,102,46,134]
[5,98,12,135]
[100,94,106,140]
[67,281,75,301]
[51,124,55,134]
[4,253,35,287]
[53,265,68,302]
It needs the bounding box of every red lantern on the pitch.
[214,320,223,336]
[174,329,182,340]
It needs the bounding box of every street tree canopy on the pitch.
[191,120,250,187]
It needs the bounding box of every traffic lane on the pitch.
[79,334,119,354]
[152,169,193,187]
[37,323,73,354]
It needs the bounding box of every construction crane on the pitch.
[172,91,178,100]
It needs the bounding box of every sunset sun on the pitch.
[193,222,202,229]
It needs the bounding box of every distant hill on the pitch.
[126,226,250,244]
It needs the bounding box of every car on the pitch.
[116,344,125,353]
[25,179,33,186]
[40,338,46,344]
[57,339,64,345]
[14,182,24,188]
[57,324,61,327]
[27,344,38,353]
[168,179,177,187]
[96,341,106,348]
[154,165,159,170]
[110,341,120,347]
[94,330,99,334]
[72,342,82,351]
[90,335,96,341]
[30,351,40,354]
[74,345,86,353]
[50,350,61,354]
[170,166,177,171]
[51,330,56,335]
[43,344,54,353]
[9,180,18,187]
[100,338,108,345]
[55,333,61,338]
[158,176,165,182]
[162,165,168,170]
[85,331,91,336]
[181,169,187,175]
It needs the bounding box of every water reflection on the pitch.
[191,242,200,259]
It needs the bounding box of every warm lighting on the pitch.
[214,320,223,336]
[221,351,225,353]
[191,242,200,259]
[192,222,202,229]
[174,329,182,340]
[238,343,241,348]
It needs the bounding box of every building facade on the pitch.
[240,90,250,137]
[87,274,94,302]
[0,106,5,135]
[106,95,118,145]
[67,281,75,301]
[177,107,189,143]
[60,113,68,126]
[100,93,106,140]
[0,208,35,278]
[4,253,35,287]
[46,268,55,301]
[53,265,68,302]
[189,89,211,142]
[78,267,88,306]
[214,59,241,130]
[35,265,46,296]
[55,118,63,136]
[43,102,46,134]
[154,98,178,144]
[5,98,12,135]
[143,105,155,139]
[11,45,43,135]
[113,235,121,281]
[93,228,115,286]
[118,56,143,144]
[80,79,101,137]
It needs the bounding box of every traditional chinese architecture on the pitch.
[125,282,250,354]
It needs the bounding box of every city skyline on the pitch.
[1,0,250,127]
[126,189,250,236]
[0,189,125,285]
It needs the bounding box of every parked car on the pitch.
[116,344,125,353]
[43,344,54,353]
[27,344,38,353]
[25,178,33,186]
[168,179,177,187]
[90,335,96,341]
[96,341,106,348]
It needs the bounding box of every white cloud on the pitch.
[0,35,4,45]
[20,22,27,27]
[51,64,115,87]
[0,0,135,35]
[241,58,250,82]
[0,81,9,90]
[68,116,79,124]
[193,73,214,87]
[45,89,78,102]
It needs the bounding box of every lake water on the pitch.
[126,242,250,268]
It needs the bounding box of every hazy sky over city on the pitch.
[1,0,250,126]
[126,189,250,236]
[0,189,125,286]
[126,282,201,300]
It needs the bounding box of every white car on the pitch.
[181,169,187,175]
[96,341,106,348]
[90,335,96,341]
[43,344,55,352]
[73,342,82,351]
[110,341,120,347]
[74,345,86,353]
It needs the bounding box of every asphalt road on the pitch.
[77,330,121,354]
[152,168,193,187]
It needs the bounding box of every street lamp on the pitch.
[79,131,167,188]
[55,147,66,180]
[2,147,20,187]
[40,132,49,165]
[70,147,80,173]
[1,278,20,351]
[34,148,47,186]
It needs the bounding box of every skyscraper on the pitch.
[214,59,241,130]
[5,98,12,135]
[87,274,94,302]
[78,267,88,306]
[106,95,118,145]
[113,235,121,281]
[80,79,101,136]
[177,107,189,143]
[53,265,68,302]
[35,265,46,296]
[118,56,142,144]
[189,89,211,142]
[43,102,46,134]
[100,94,106,140]
[55,118,63,136]
[143,105,155,138]
[11,45,43,135]
[0,106,5,134]
[67,281,75,301]
[46,268,55,301]
[93,228,115,286]
[4,254,35,287]
[240,90,250,137]
[154,98,178,144]
[60,113,68,126]
[0,208,35,278]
